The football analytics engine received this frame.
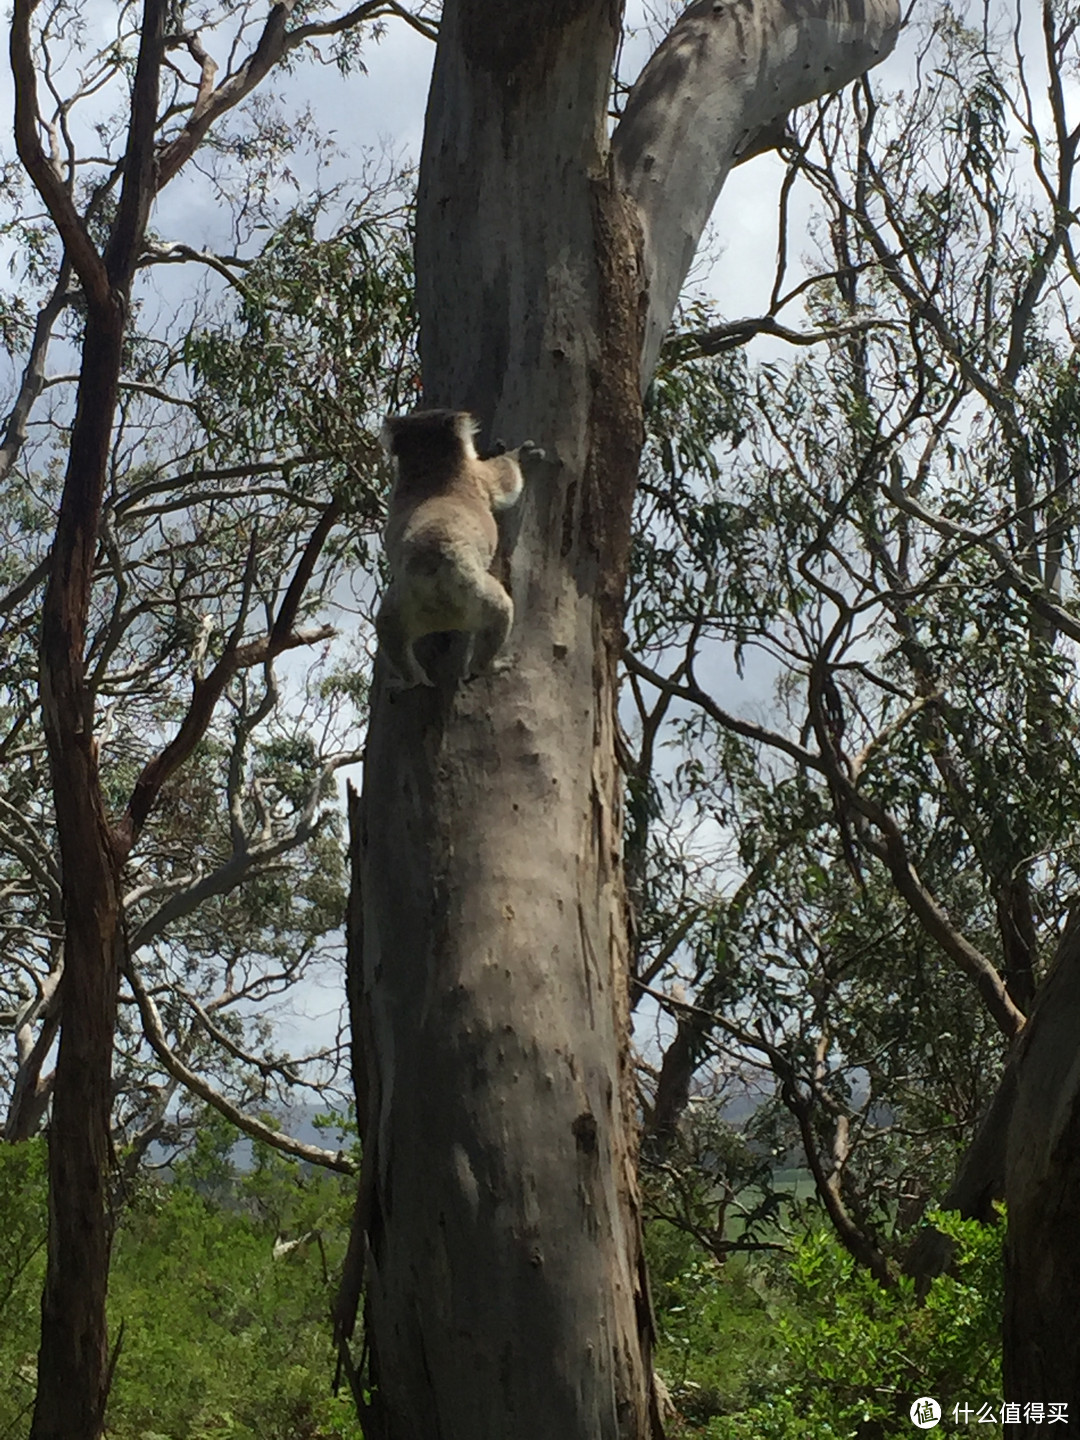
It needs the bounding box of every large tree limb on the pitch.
[613,0,901,383]
[4,970,61,1141]
[906,913,1080,1289]
[103,0,165,288]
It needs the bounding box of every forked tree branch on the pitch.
[805,661,1026,1041]
[669,311,899,361]
[612,0,901,384]
[10,0,110,308]
[126,748,362,951]
[155,1,430,189]
[626,646,1026,1040]
[114,498,341,855]
[125,956,356,1173]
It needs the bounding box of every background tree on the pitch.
[603,3,1080,1419]
[337,2,899,1436]
[0,4,432,1437]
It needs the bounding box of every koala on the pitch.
[375,409,542,688]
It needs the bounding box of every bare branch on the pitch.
[0,557,48,616]
[670,311,899,361]
[291,0,437,45]
[10,0,110,308]
[140,240,250,292]
[0,259,73,482]
[124,957,356,1173]
[155,2,431,191]
[127,750,364,951]
[114,499,342,854]
[622,648,826,776]
[0,798,62,909]
[886,462,1080,649]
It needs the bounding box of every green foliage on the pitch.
[655,1217,1003,1439]
[185,203,418,486]
[0,1139,47,1436]
[107,1166,362,1440]
[0,1129,363,1440]
[648,1221,783,1420]
[623,1,1080,1268]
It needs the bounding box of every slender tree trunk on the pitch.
[22,2,163,1429]
[31,306,127,1440]
[11,2,377,1434]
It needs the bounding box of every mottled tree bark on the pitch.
[341,2,898,1436]
[347,5,655,1432]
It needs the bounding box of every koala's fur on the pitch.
[375,409,540,688]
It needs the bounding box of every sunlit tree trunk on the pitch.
[340,3,898,1436]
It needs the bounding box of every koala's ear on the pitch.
[380,416,401,455]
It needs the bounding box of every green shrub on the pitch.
[655,1213,1003,1439]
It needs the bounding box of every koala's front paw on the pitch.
[518,440,546,465]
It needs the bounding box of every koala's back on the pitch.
[386,462,500,566]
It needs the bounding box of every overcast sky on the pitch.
[1,0,1008,1076]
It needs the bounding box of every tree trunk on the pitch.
[341,4,899,1436]
[31,306,127,1440]
[12,2,375,1434]
[347,6,656,1436]
[1003,918,1080,1427]
[23,6,164,1433]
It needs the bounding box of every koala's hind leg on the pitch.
[376,584,435,688]
[466,573,515,679]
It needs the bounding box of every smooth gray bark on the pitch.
[341,3,899,1437]
[614,0,901,380]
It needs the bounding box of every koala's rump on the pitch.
[394,507,502,634]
